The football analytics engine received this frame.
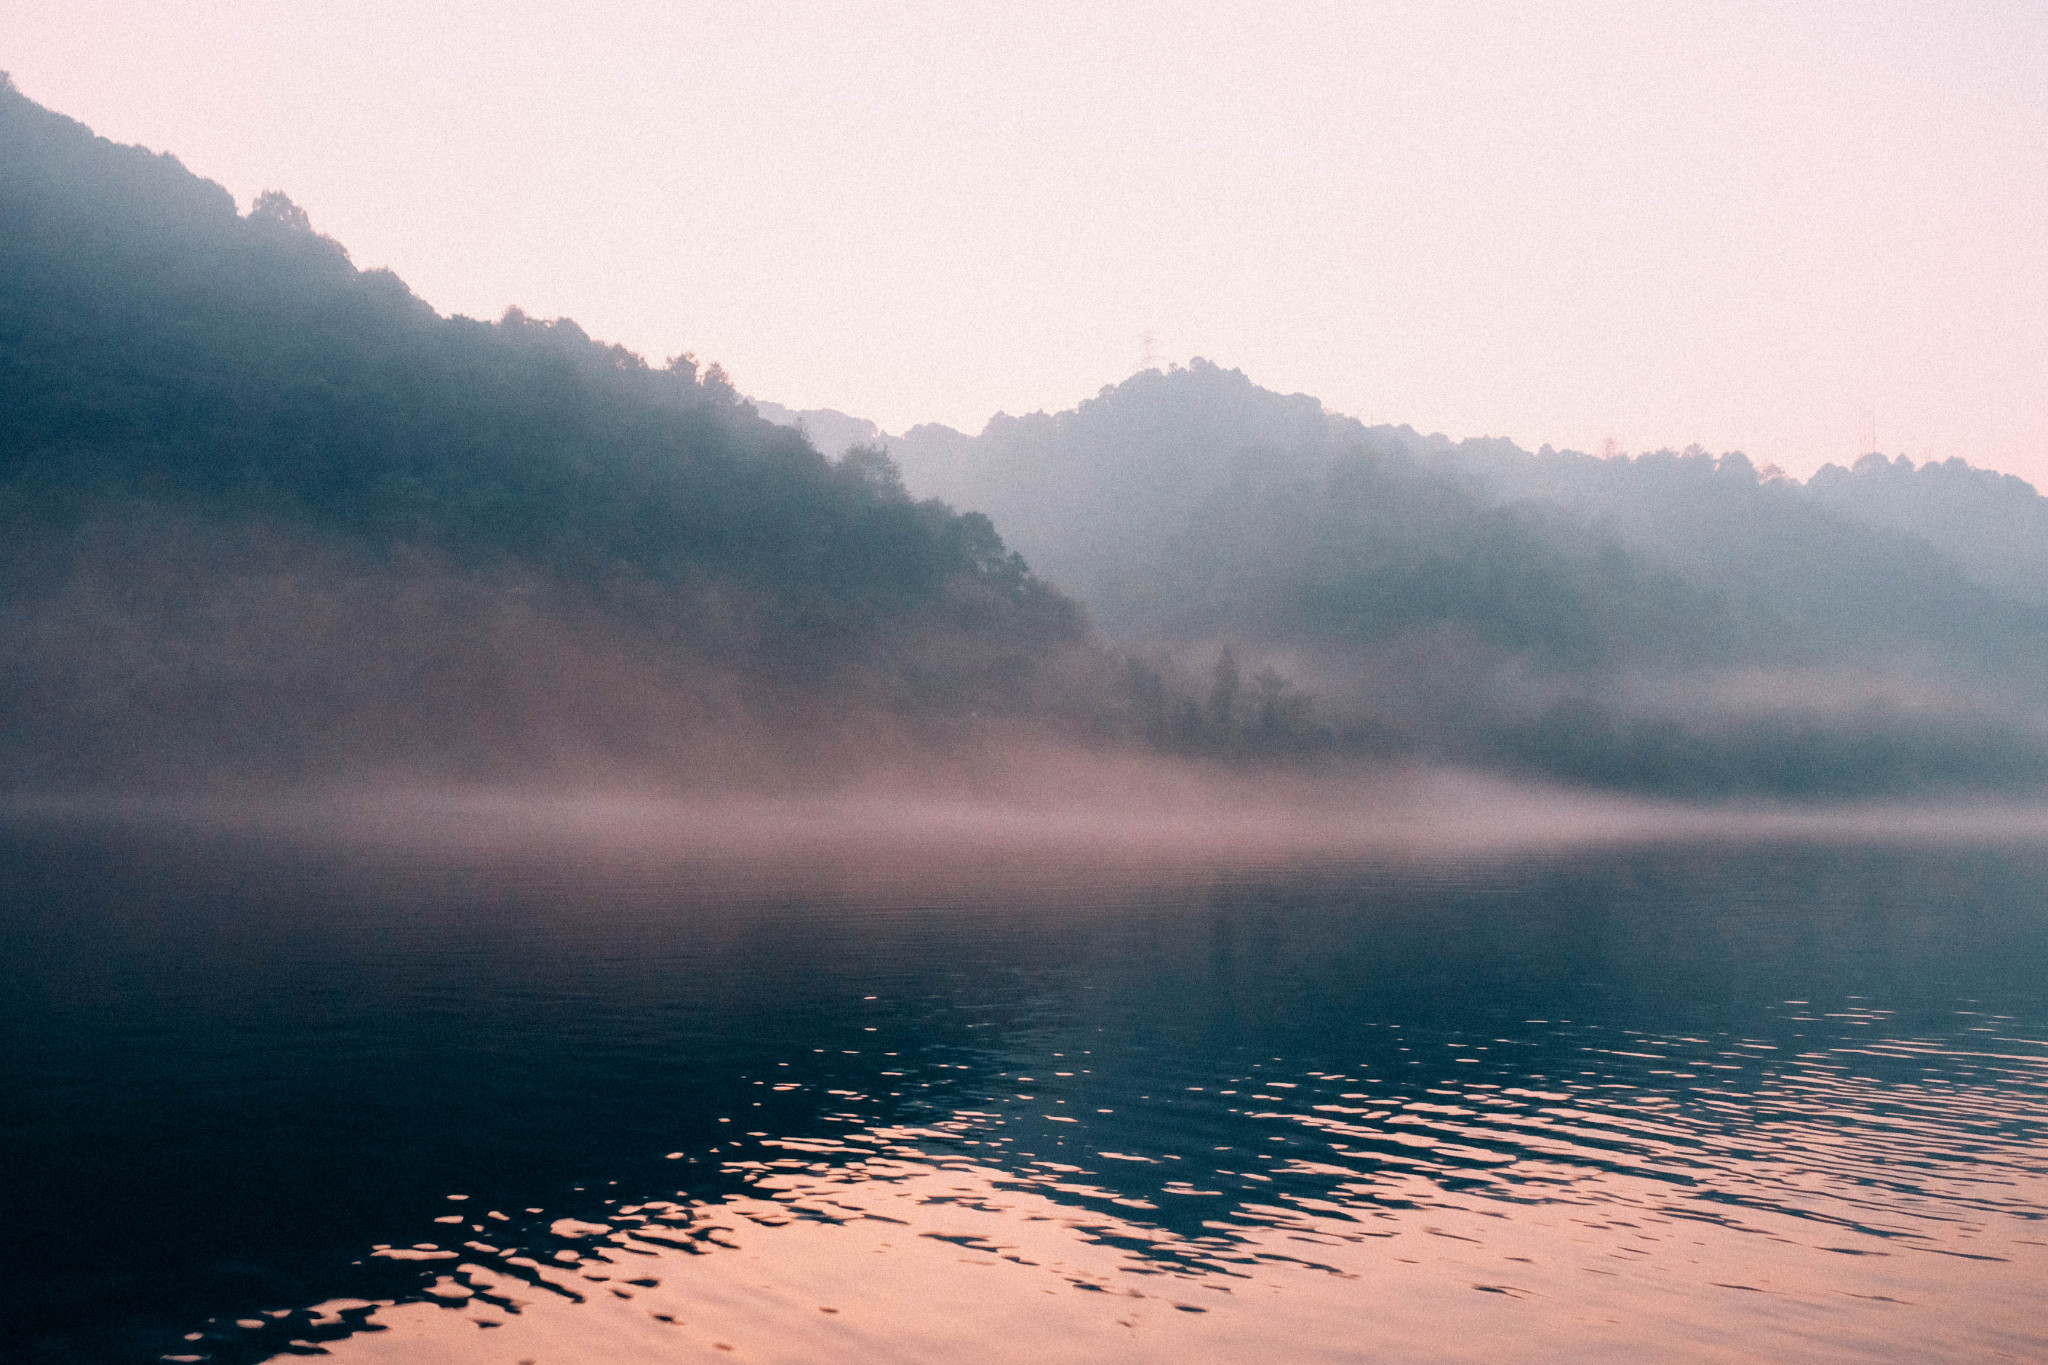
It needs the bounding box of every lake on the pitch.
[5,800,2046,1363]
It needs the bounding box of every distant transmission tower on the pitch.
[1140,331,1158,371]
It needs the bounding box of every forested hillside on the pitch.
[875,362,2048,795]
[0,77,1080,786]
[883,362,2046,671]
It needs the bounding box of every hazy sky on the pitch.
[9,1,2046,477]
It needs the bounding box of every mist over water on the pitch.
[6,811,2045,1364]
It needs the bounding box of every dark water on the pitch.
[4,818,2046,1364]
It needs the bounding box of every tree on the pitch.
[247,189,312,232]
[1209,648,1240,730]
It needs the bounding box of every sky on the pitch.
[7,1,2046,479]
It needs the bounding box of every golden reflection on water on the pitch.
[314,1092,2048,1365]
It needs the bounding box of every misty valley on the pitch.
[4,76,2047,1365]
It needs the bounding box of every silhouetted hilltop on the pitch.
[1806,452,2048,603]
[877,361,2048,795]
[0,78,1079,786]
[887,362,2045,673]
[747,400,885,462]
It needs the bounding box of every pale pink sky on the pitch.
[9,1,2046,478]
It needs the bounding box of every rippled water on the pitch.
[5,818,2046,1363]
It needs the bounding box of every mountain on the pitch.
[876,362,2044,667]
[856,362,2048,795]
[1805,453,2048,604]
[0,77,1081,787]
[746,400,886,463]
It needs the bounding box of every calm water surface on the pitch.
[4,817,2046,1363]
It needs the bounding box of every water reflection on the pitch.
[3,826,2045,1363]
[313,1013,2046,1364]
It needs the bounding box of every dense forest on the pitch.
[0,77,1081,787]
[7,74,2047,798]
[860,363,2048,795]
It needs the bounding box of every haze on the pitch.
[9,0,2045,480]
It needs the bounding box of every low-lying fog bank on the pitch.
[9,507,2046,807]
[13,760,2048,895]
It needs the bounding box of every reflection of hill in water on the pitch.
[7,821,2047,1363]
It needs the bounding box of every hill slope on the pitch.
[0,77,1080,787]
[869,362,2048,794]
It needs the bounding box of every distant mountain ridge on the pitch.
[761,363,2048,615]
[752,363,2048,795]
